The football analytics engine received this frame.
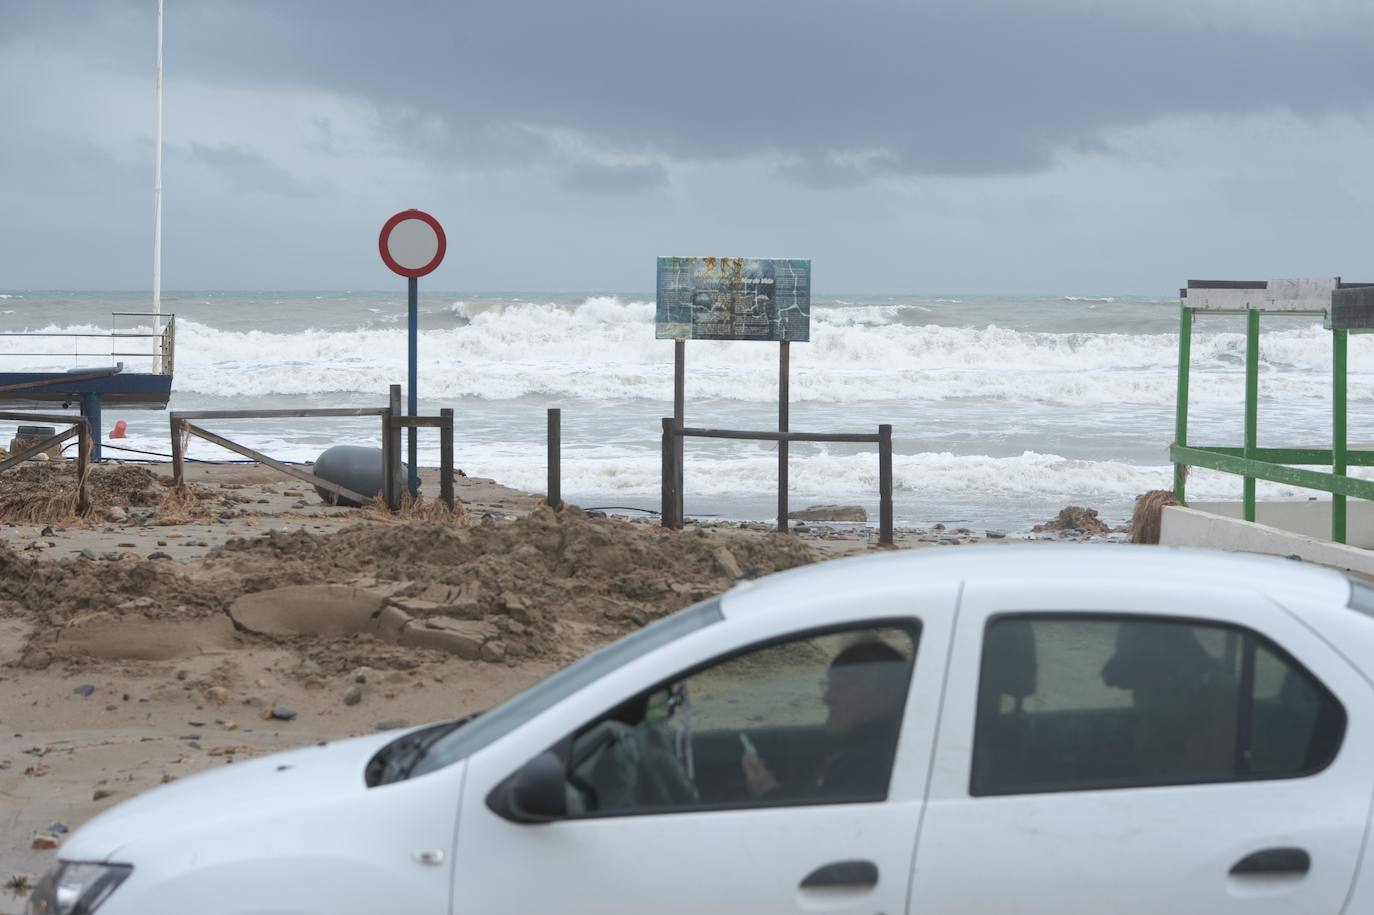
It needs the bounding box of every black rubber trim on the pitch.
[801,860,879,888]
[1231,847,1310,876]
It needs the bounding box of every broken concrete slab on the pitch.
[229,584,384,637]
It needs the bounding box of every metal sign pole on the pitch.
[408,275,419,498]
[778,341,789,532]
[674,339,685,523]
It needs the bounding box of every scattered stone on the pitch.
[985,530,1007,539]
[343,685,363,706]
[92,788,113,801]
[374,719,410,732]
[480,640,507,663]
[204,686,229,706]
[72,684,95,698]
[40,525,54,537]
[148,552,173,561]
[78,548,98,560]
[48,822,68,835]
[270,706,298,721]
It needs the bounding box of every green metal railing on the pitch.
[1171,301,1368,544]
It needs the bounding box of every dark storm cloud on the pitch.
[178,143,333,197]
[12,0,1371,186]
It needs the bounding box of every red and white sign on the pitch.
[378,209,446,278]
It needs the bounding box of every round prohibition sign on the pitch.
[378,209,447,278]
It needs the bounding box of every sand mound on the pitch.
[1,505,822,671]
[212,504,819,665]
[0,463,166,523]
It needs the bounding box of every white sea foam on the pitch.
[0,300,1362,408]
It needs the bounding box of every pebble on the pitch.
[270,706,298,721]
[73,684,95,698]
[374,719,410,732]
[148,552,173,561]
[48,822,68,835]
[92,788,113,801]
[343,685,363,706]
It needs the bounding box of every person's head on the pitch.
[822,639,907,736]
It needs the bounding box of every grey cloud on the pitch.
[11,0,1373,187]
[555,159,668,195]
[178,143,332,198]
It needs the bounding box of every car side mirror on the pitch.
[487,750,568,823]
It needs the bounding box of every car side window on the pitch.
[563,622,919,817]
[971,615,1346,796]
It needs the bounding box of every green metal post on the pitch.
[1243,308,1260,522]
[1174,305,1193,503]
[1333,328,1349,543]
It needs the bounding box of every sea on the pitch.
[0,290,1365,533]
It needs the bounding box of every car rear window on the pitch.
[972,614,1346,796]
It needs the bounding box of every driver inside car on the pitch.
[741,639,908,801]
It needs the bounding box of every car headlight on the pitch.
[26,862,132,915]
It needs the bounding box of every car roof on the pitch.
[721,544,1353,617]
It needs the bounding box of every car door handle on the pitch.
[800,860,879,889]
[1230,848,1311,876]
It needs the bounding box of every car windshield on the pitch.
[405,596,723,779]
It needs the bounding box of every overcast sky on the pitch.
[2,0,1372,294]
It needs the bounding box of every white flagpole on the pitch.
[152,0,165,372]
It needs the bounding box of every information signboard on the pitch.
[656,256,810,342]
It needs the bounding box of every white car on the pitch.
[32,546,1374,914]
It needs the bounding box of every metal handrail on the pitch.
[0,312,175,375]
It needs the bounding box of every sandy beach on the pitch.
[0,458,1128,895]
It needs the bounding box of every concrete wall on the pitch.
[1159,504,1374,579]
[1185,500,1374,550]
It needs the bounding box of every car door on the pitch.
[911,578,1373,914]
[448,581,958,915]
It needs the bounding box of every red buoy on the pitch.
[111,420,128,439]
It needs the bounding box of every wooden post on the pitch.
[674,338,685,523]
[1173,304,1192,504]
[778,341,789,533]
[1333,329,1348,543]
[381,403,394,509]
[440,407,455,510]
[388,384,403,510]
[170,414,184,486]
[661,417,679,529]
[75,419,90,515]
[879,424,893,545]
[547,408,561,510]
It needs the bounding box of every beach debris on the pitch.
[788,504,868,522]
[6,874,32,897]
[31,835,60,850]
[1129,490,1179,544]
[1033,505,1110,534]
